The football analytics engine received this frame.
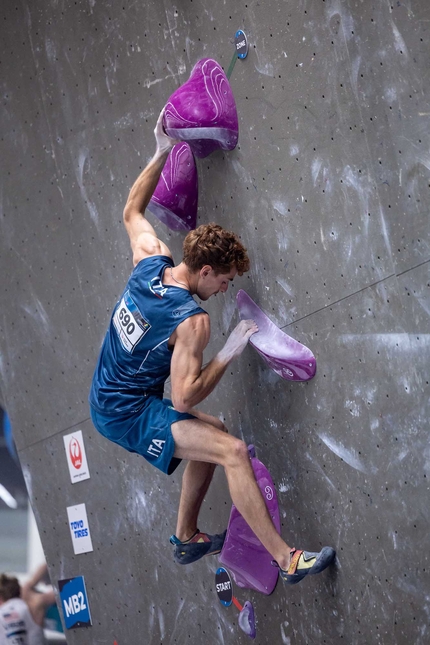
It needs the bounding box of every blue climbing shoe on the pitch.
[170,529,227,565]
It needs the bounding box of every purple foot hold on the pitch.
[236,290,317,381]
[163,58,239,158]
[147,142,198,231]
[219,453,280,595]
[238,601,256,639]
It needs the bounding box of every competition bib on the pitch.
[113,290,150,353]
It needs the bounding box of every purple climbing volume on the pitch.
[219,447,281,595]
[163,58,239,158]
[237,289,317,381]
[147,142,198,231]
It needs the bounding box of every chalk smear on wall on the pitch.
[317,432,369,474]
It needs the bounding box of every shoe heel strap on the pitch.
[170,535,181,545]
[288,549,303,574]
[170,529,201,546]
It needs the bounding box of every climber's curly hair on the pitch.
[0,574,20,601]
[182,223,250,276]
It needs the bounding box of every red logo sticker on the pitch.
[69,436,82,470]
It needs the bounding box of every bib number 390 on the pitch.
[113,291,150,353]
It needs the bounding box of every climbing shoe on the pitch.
[170,529,227,565]
[273,546,336,585]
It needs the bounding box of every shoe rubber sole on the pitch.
[172,530,227,565]
[278,546,336,585]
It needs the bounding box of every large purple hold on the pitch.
[237,290,317,381]
[218,447,280,595]
[147,142,197,231]
[163,58,239,158]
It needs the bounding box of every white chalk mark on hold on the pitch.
[378,205,391,255]
[254,48,274,76]
[272,200,289,216]
[370,418,379,431]
[276,278,293,296]
[350,55,361,98]
[21,300,51,333]
[416,153,430,172]
[76,150,100,230]
[384,86,397,103]
[320,223,328,251]
[143,77,167,88]
[396,449,409,463]
[280,620,291,645]
[305,452,338,491]
[391,21,408,55]
[345,400,360,417]
[158,608,165,640]
[114,114,133,129]
[317,432,369,474]
[143,64,186,89]
[45,39,57,63]
[185,36,195,59]
[231,159,253,184]
[175,598,186,625]
[278,480,290,493]
[311,158,322,185]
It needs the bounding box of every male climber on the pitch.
[89,110,335,585]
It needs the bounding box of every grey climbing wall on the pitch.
[1,0,429,643]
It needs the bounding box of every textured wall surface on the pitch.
[1,0,429,643]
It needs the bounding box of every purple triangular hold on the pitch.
[218,452,280,595]
[236,289,316,381]
[163,58,239,158]
[238,601,256,639]
[147,142,197,231]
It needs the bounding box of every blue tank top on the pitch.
[89,255,207,414]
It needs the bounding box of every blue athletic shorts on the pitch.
[90,395,196,475]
